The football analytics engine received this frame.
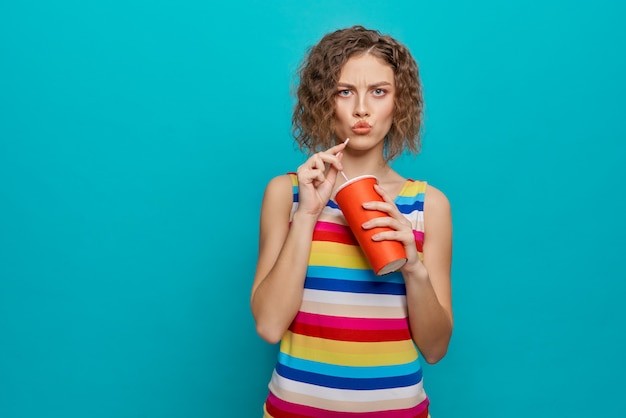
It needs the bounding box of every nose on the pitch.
[353,96,370,118]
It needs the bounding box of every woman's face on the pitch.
[334,53,395,150]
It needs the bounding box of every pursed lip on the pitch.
[351,121,372,135]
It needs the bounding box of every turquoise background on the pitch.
[1,1,625,417]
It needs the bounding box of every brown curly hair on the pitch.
[292,25,424,161]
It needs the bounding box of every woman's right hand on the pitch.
[295,141,347,218]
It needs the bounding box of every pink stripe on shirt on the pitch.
[294,311,408,330]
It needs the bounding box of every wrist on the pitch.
[401,260,429,282]
[291,209,320,228]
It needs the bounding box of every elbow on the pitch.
[422,347,448,365]
[255,322,285,345]
[420,320,453,364]
[419,333,452,364]
[251,301,289,344]
[251,301,284,344]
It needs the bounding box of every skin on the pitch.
[251,53,453,364]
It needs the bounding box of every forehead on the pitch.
[338,53,395,84]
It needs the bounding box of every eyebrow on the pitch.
[336,81,393,89]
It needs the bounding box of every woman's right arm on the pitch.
[251,143,347,344]
[250,174,318,344]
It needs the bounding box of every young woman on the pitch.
[251,25,453,417]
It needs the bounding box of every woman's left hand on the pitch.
[361,184,424,275]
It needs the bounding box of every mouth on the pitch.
[351,121,372,135]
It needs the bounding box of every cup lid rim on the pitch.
[334,174,378,195]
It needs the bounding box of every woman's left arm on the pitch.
[403,185,453,364]
[365,184,453,364]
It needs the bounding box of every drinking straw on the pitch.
[340,138,350,181]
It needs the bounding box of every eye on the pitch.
[373,88,386,96]
[337,89,352,97]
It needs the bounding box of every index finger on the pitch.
[326,138,350,155]
[373,184,395,204]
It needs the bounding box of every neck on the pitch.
[339,155,392,181]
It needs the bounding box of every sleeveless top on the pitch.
[263,173,429,418]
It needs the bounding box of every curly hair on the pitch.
[292,25,424,161]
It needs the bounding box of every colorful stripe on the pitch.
[293,312,408,330]
[276,353,422,379]
[275,362,422,390]
[264,174,429,416]
[299,300,407,319]
[265,391,429,418]
[270,373,425,403]
[289,312,411,343]
[304,276,406,295]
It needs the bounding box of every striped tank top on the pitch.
[263,173,429,418]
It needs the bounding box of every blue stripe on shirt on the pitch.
[305,276,406,295]
[306,266,405,284]
[277,352,422,379]
[275,362,422,390]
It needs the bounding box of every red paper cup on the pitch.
[334,175,407,275]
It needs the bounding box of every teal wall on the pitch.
[1,1,625,417]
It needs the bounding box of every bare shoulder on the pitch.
[423,184,452,235]
[424,184,451,213]
[258,173,294,230]
[260,174,294,222]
